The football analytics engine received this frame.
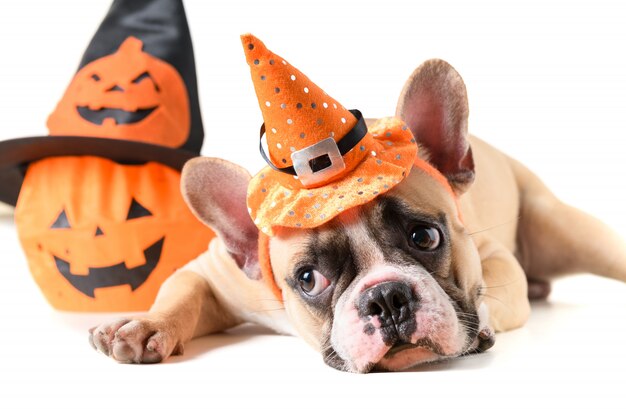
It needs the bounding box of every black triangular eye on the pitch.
[51,209,71,229]
[127,198,152,220]
[132,72,151,83]
[132,71,160,92]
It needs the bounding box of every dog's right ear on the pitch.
[396,59,474,194]
[181,157,260,280]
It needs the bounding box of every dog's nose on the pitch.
[357,281,417,326]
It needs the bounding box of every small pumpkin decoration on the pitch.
[15,156,214,312]
[47,36,190,148]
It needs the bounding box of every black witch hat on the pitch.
[0,0,203,206]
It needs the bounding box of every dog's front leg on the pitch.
[478,239,531,333]
[89,270,241,363]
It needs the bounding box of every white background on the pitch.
[1,0,626,415]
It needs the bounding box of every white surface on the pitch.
[1,0,626,415]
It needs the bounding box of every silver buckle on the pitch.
[291,137,346,187]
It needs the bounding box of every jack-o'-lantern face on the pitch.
[15,156,214,312]
[47,37,190,148]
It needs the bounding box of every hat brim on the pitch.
[247,117,418,235]
[0,135,198,206]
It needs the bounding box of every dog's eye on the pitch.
[298,269,330,296]
[409,225,441,251]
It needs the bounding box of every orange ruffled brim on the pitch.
[247,117,417,235]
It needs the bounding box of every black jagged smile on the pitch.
[77,105,157,125]
[53,237,164,297]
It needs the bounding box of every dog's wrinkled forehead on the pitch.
[283,194,454,305]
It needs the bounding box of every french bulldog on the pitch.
[89,59,626,372]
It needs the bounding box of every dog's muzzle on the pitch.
[357,281,420,346]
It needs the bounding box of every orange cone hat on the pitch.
[242,34,418,235]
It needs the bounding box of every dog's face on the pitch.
[269,167,488,372]
[182,59,494,373]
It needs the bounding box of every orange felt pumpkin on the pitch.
[47,36,190,148]
[14,156,214,312]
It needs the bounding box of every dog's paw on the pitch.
[88,318,183,364]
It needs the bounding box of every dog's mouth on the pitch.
[77,106,158,125]
[384,338,447,359]
[53,237,165,297]
[323,338,450,373]
[384,342,415,358]
[367,339,450,372]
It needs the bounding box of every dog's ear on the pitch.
[181,157,260,280]
[396,59,474,194]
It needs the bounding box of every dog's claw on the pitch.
[88,331,97,350]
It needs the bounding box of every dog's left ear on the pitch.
[396,59,474,194]
[181,157,260,280]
